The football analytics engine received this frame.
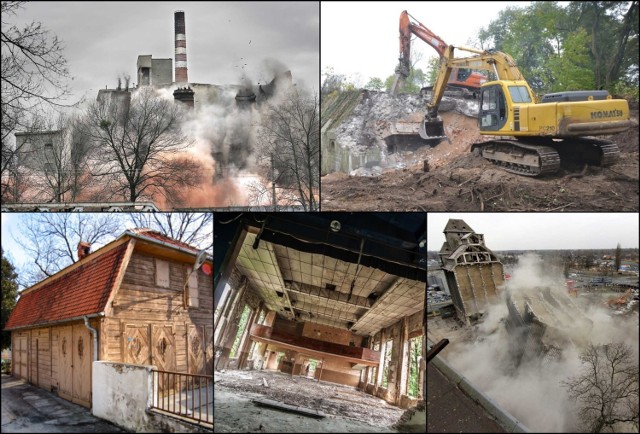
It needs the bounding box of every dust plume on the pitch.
[441,253,639,432]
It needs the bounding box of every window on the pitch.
[407,336,424,398]
[229,305,251,358]
[187,266,199,307]
[368,366,377,384]
[508,86,532,103]
[257,310,266,325]
[156,259,170,287]
[371,341,380,384]
[381,339,393,388]
[479,85,507,130]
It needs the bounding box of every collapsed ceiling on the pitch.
[219,213,427,337]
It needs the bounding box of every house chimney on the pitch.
[174,11,188,83]
[77,242,91,260]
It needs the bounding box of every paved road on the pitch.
[1,374,127,433]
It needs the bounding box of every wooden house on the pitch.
[4,229,213,408]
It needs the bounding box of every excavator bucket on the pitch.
[419,118,447,142]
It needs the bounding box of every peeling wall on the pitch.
[93,361,206,432]
[93,361,152,431]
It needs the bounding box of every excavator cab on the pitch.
[478,85,508,132]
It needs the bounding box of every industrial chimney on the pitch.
[174,11,188,83]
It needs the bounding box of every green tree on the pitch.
[364,77,384,91]
[615,243,622,272]
[321,66,345,96]
[408,336,423,397]
[425,56,440,87]
[548,29,595,91]
[478,1,638,95]
[385,68,427,94]
[567,1,639,90]
[230,305,251,358]
[1,248,19,349]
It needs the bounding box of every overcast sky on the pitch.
[428,213,640,251]
[9,1,319,105]
[321,1,533,85]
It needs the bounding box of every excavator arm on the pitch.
[392,10,448,95]
[421,46,527,139]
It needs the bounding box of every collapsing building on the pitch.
[438,219,504,325]
[505,286,593,367]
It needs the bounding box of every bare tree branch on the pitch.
[78,87,200,206]
[1,1,77,184]
[255,88,319,211]
[126,213,213,253]
[12,213,123,287]
[562,342,639,433]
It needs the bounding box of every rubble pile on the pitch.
[336,91,478,154]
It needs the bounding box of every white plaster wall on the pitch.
[93,361,208,433]
[93,361,156,432]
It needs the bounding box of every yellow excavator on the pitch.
[416,29,633,176]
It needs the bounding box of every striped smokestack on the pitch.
[174,11,188,83]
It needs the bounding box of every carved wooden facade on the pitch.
[5,229,213,407]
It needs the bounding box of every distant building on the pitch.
[14,130,63,171]
[136,55,172,87]
[438,219,504,324]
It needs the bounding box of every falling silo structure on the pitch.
[438,219,504,325]
[174,11,188,83]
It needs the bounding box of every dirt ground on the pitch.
[213,370,404,432]
[321,110,639,212]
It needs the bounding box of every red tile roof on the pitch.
[129,228,201,252]
[4,243,128,330]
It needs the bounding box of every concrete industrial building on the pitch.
[438,219,504,325]
[136,55,172,87]
[14,130,63,171]
[505,286,593,366]
[214,213,427,432]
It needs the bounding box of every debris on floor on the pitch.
[252,397,326,418]
[214,370,404,427]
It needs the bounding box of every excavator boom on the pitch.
[393,10,487,96]
[409,12,632,175]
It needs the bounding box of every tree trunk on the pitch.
[605,1,638,88]
[590,3,602,88]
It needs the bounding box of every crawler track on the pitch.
[473,138,620,177]
[473,140,561,176]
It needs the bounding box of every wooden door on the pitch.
[152,325,176,393]
[187,325,205,375]
[58,326,73,402]
[124,325,150,365]
[72,324,91,407]
[15,336,28,380]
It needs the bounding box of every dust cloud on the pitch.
[442,253,639,432]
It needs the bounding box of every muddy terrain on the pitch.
[322,109,639,212]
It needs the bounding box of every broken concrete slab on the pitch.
[251,397,326,418]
